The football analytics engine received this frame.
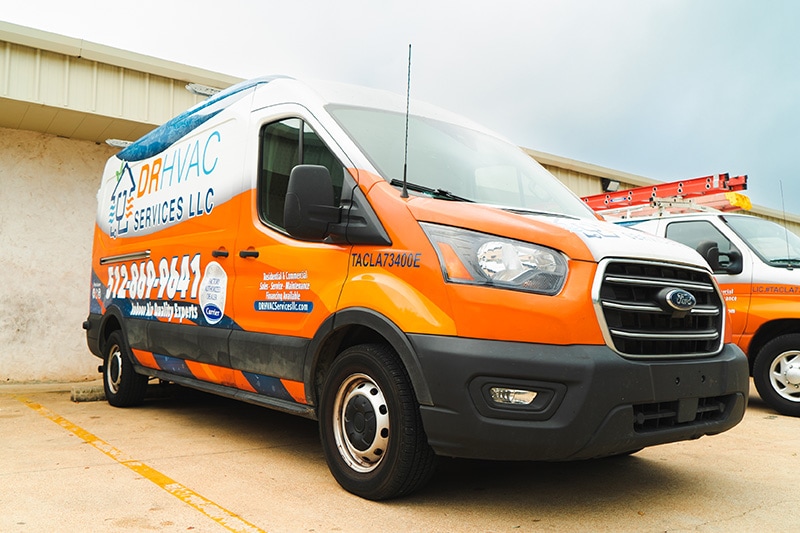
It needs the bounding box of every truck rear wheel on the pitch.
[318,343,436,500]
[753,334,800,417]
[102,330,148,407]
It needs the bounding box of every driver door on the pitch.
[228,112,352,394]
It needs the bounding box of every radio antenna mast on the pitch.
[401,44,412,199]
[780,180,792,269]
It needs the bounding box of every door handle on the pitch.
[212,249,229,258]
[239,250,260,258]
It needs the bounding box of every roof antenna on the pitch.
[401,43,412,199]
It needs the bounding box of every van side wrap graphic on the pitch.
[94,292,239,328]
[89,270,107,315]
[130,349,307,405]
[92,260,239,328]
[105,127,225,238]
[117,76,285,162]
[99,111,251,238]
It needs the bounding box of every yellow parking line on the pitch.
[16,396,266,533]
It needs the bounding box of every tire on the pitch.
[753,334,800,417]
[102,330,148,407]
[318,344,436,500]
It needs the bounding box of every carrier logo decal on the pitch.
[199,261,228,325]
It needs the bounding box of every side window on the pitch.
[258,118,345,230]
[665,220,739,272]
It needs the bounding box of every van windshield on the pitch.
[327,105,594,219]
[724,215,800,267]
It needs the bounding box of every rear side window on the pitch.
[258,118,345,230]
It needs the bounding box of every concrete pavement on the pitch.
[1,380,797,532]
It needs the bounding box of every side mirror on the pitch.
[695,241,721,271]
[721,249,744,275]
[284,165,340,241]
[695,240,743,275]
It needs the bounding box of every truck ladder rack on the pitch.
[582,173,749,218]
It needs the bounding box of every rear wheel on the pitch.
[318,343,436,500]
[102,330,148,407]
[753,334,800,417]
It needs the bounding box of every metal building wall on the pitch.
[0,21,241,144]
[0,22,241,383]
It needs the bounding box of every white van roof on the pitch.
[117,75,498,163]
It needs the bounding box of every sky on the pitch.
[4,0,800,214]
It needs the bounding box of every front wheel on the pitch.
[318,344,436,500]
[102,330,148,407]
[753,334,800,417]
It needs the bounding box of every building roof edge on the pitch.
[0,20,243,88]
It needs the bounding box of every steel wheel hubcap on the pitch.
[107,345,123,394]
[770,350,800,402]
[332,373,390,473]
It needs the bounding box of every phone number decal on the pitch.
[106,253,202,301]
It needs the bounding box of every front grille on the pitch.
[633,395,732,432]
[595,260,723,358]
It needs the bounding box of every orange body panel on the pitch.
[443,259,603,344]
[91,190,247,326]
[407,195,596,263]
[336,178,456,334]
[131,348,159,370]
[231,188,351,338]
[184,360,237,388]
[720,281,800,354]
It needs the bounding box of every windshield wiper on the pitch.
[768,258,800,267]
[501,207,580,219]
[389,179,473,202]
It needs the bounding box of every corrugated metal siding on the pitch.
[0,40,206,142]
[750,212,800,237]
[543,164,640,199]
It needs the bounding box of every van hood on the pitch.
[407,198,707,267]
[542,215,708,266]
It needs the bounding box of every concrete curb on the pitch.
[70,384,106,402]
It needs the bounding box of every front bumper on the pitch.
[411,335,748,461]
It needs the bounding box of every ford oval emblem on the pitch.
[664,288,696,312]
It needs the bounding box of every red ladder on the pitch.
[582,173,747,211]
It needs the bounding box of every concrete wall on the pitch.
[0,126,116,382]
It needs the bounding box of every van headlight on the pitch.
[420,222,567,295]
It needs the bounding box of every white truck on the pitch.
[585,174,800,417]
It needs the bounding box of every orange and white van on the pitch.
[618,212,800,417]
[84,76,748,499]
